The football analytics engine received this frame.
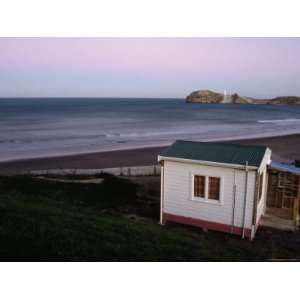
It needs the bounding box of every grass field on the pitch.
[0,175,299,261]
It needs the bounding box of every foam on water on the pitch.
[257,118,300,124]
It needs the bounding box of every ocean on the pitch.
[1,97,300,162]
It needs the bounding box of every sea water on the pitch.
[1,97,300,161]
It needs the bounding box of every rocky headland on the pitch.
[186,90,300,105]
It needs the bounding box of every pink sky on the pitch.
[0,38,300,97]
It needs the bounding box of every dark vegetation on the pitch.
[0,175,299,261]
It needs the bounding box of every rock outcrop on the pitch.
[186,90,224,103]
[268,96,300,105]
[186,89,300,105]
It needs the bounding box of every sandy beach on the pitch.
[0,133,299,174]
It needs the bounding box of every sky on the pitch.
[0,37,300,98]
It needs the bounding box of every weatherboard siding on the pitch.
[163,160,256,229]
[256,168,268,223]
[255,149,271,223]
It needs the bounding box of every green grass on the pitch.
[0,175,299,261]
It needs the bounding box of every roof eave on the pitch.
[257,147,272,173]
[158,155,258,170]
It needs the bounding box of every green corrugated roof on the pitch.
[160,140,267,168]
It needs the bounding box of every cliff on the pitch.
[186,90,300,105]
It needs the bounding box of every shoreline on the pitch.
[2,128,300,164]
[0,133,300,174]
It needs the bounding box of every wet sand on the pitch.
[0,134,299,174]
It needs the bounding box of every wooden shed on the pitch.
[264,162,300,229]
[158,140,272,240]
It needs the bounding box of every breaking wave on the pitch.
[257,118,300,124]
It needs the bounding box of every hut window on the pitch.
[194,175,205,198]
[208,177,220,200]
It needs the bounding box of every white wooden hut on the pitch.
[158,140,272,239]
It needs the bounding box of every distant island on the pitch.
[186,90,300,105]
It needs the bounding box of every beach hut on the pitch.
[158,140,272,239]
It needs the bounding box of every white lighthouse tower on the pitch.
[223,89,231,103]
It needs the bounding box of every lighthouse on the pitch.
[223,89,231,103]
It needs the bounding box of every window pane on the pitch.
[194,175,205,198]
[208,177,220,200]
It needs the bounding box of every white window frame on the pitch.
[191,173,223,205]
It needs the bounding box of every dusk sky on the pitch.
[0,37,300,98]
